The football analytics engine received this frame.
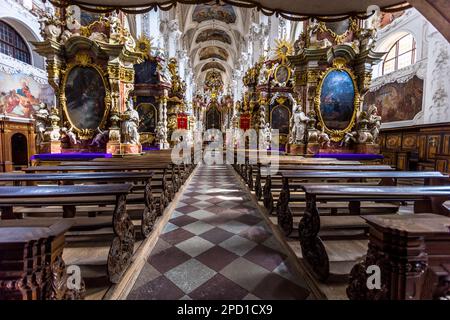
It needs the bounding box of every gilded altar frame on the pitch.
[270,96,292,145]
[60,53,111,139]
[314,61,359,142]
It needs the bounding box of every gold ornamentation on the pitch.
[276,97,287,106]
[119,67,134,83]
[274,39,294,64]
[314,63,359,142]
[318,18,359,45]
[75,53,92,66]
[307,70,318,83]
[135,35,152,60]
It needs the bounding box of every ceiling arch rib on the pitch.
[198,46,229,61]
[201,61,226,72]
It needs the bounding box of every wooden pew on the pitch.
[347,214,450,300]
[294,184,450,281]
[0,220,85,300]
[0,184,134,283]
[0,172,158,238]
[260,165,394,212]
[23,165,175,210]
[276,171,449,236]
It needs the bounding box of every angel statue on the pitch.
[340,131,358,147]
[34,102,49,149]
[262,123,272,149]
[90,127,109,148]
[318,128,331,148]
[122,99,140,144]
[61,126,79,146]
[367,105,382,143]
[289,103,309,144]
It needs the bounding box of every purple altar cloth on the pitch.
[31,153,112,161]
[314,153,384,161]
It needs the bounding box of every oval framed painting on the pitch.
[274,65,290,84]
[315,67,358,141]
[63,66,108,131]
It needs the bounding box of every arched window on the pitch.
[0,21,31,64]
[382,34,416,75]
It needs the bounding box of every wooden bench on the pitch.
[0,220,85,300]
[0,172,158,238]
[347,213,450,300]
[0,184,133,283]
[260,165,394,212]
[295,184,450,281]
[276,170,449,236]
[22,164,177,208]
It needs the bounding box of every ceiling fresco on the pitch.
[201,62,226,72]
[196,29,232,44]
[199,46,229,61]
[192,4,237,24]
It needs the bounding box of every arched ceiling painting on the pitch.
[196,29,232,44]
[192,4,236,24]
[199,46,229,61]
[201,62,226,72]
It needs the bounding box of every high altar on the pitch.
[31,6,147,156]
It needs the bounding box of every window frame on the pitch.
[382,34,416,75]
[0,21,31,65]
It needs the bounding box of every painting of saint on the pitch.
[64,66,106,130]
[134,60,158,84]
[193,4,236,24]
[137,103,157,132]
[363,76,423,123]
[271,105,290,135]
[0,71,54,118]
[319,70,356,130]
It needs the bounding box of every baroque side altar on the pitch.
[32,7,145,155]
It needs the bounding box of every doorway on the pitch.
[11,133,28,168]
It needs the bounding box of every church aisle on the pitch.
[127,164,312,300]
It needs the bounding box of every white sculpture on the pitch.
[367,105,381,143]
[61,126,79,145]
[39,12,61,41]
[262,123,272,149]
[109,12,122,44]
[289,103,309,144]
[258,63,269,84]
[318,128,331,148]
[341,131,358,147]
[90,128,109,148]
[122,99,140,145]
[60,10,81,43]
[155,120,166,142]
[34,102,49,148]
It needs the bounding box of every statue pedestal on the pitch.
[106,141,121,155]
[41,141,62,154]
[120,143,142,155]
[307,143,320,155]
[289,143,305,155]
[356,143,380,154]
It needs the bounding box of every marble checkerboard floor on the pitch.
[127,164,312,300]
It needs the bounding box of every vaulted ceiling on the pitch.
[179,3,250,96]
